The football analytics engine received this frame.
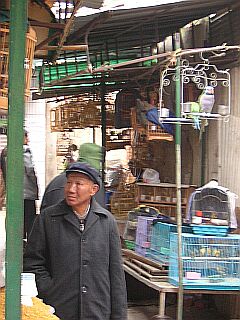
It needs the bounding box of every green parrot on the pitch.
[189,102,200,130]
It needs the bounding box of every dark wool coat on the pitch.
[23,199,127,320]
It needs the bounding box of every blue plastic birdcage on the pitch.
[169,233,240,290]
[135,244,151,257]
[149,222,192,263]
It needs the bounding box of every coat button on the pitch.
[82,286,87,293]
[82,238,86,243]
[83,260,88,266]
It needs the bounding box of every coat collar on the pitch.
[49,198,109,217]
[48,198,109,233]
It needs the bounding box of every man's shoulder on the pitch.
[91,199,115,219]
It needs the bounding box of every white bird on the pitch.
[199,86,215,114]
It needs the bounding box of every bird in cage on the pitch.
[189,102,201,130]
[198,86,215,138]
[199,85,215,114]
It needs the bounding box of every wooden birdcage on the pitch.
[147,122,173,141]
[50,99,102,131]
[0,23,37,110]
[50,106,63,132]
[131,107,173,141]
[110,172,137,219]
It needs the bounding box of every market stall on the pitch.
[2,0,240,319]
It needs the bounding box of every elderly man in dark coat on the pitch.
[23,162,127,320]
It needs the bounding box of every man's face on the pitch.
[64,172,99,209]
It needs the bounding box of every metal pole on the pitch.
[175,32,184,320]
[200,132,206,185]
[101,83,106,180]
[5,1,27,319]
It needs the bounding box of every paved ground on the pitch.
[127,304,227,320]
[127,295,228,320]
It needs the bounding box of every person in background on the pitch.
[24,161,127,320]
[41,143,105,210]
[0,130,39,239]
[63,143,78,169]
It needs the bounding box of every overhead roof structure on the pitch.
[45,0,104,9]
[27,0,240,99]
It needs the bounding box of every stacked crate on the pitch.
[169,233,240,290]
[135,216,155,256]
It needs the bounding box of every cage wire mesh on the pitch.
[169,233,240,290]
[190,187,231,223]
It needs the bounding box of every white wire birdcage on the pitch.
[189,187,231,225]
[158,51,231,126]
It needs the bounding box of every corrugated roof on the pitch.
[34,0,240,98]
[82,0,104,9]
[68,0,238,52]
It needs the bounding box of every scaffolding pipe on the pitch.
[175,32,184,320]
[101,83,106,182]
[5,1,27,319]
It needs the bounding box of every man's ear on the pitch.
[91,184,99,195]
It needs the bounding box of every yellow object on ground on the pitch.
[0,287,59,319]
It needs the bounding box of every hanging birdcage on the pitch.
[146,122,173,141]
[50,99,102,131]
[131,107,173,142]
[0,23,37,110]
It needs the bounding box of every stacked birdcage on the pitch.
[0,23,37,109]
[189,187,231,236]
[149,222,192,263]
[169,233,240,290]
[135,216,155,256]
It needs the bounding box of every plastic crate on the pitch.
[135,216,155,248]
[169,233,240,290]
[135,244,151,257]
[149,222,192,263]
[124,239,135,250]
[191,225,229,236]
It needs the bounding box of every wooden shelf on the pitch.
[136,182,195,188]
[139,200,187,206]
[106,139,131,150]
[136,183,196,219]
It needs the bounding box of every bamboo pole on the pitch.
[42,45,88,51]
[5,0,27,319]
[45,44,240,87]
[174,32,184,320]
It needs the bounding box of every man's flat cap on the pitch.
[66,162,101,186]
